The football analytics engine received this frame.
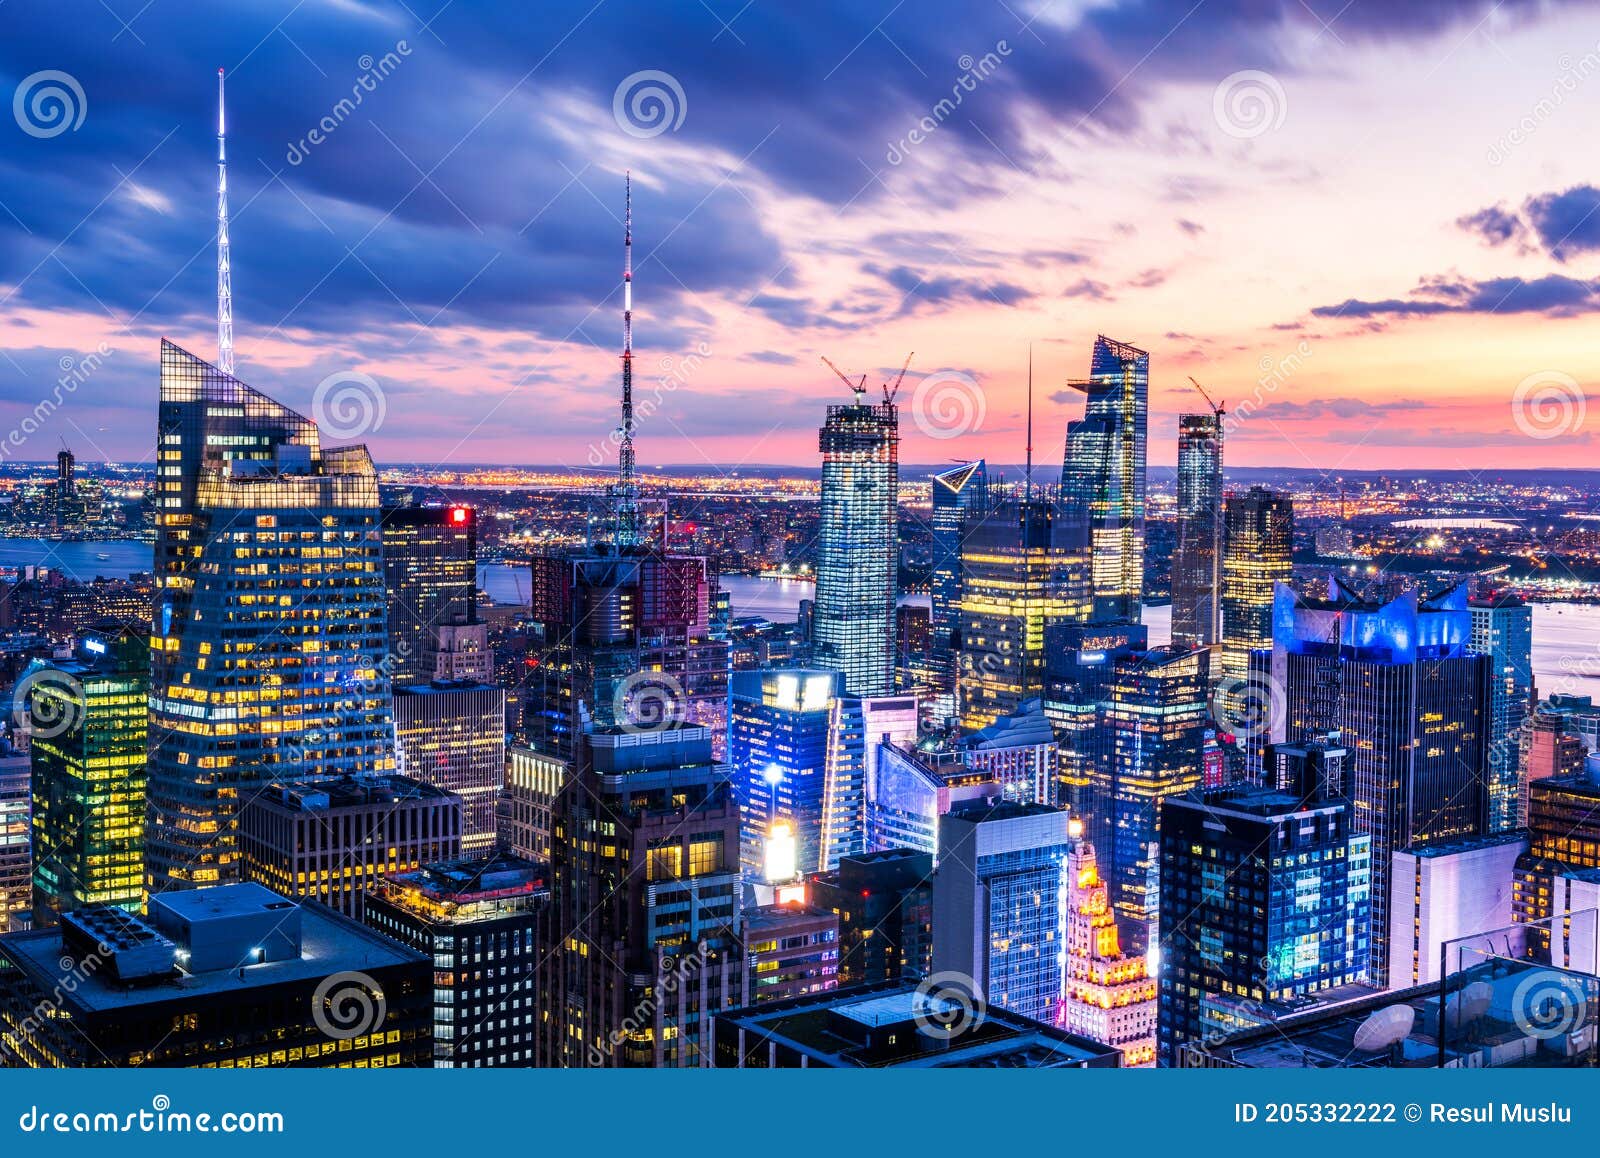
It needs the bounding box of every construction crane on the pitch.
[821,355,866,401]
[884,352,913,405]
[1188,375,1225,419]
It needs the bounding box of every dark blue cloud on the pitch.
[1524,185,1600,262]
[1456,204,1525,247]
[0,0,1572,406]
[1312,274,1600,318]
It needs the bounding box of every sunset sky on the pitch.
[2,0,1599,472]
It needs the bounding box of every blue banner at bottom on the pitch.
[0,1069,1591,1155]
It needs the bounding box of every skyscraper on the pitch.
[1469,594,1533,833]
[729,667,838,879]
[146,341,394,892]
[933,800,1070,1024]
[542,725,745,1067]
[957,500,1090,731]
[363,851,550,1068]
[1170,413,1223,649]
[1263,580,1490,987]
[813,379,899,697]
[1157,774,1370,1067]
[1090,645,1210,930]
[808,848,933,985]
[929,459,987,663]
[381,503,477,685]
[818,691,918,870]
[524,180,728,760]
[1058,818,1157,1067]
[0,753,28,934]
[25,633,148,926]
[1061,335,1147,624]
[1216,485,1293,694]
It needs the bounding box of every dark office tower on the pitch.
[930,459,987,656]
[1265,580,1490,988]
[957,501,1090,732]
[525,183,728,761]
[1157,779,1371,1067]
[25,634,148,926]
[1170,413,1223,649]
[814,382,899,697]
[394,621,505,852]
[1043,620,1148,818]
[0,885,431,1068]
[1061,335,1148,624]
[238,774,462,918]
[146,340,394,892]
[382,503,477,684]
[364,852,550,1068]
[1089,646,1209,929]
[729,668,838,879]
[543,724,745,1067]
[1216,485,1293,694]
[0,753,27,934]
[526,549,726,759]
[809,848,933,985]
[1469,594,1534,833]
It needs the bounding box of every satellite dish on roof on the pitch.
[1352,1004,1416,1052]
[1445,981,1494,1032]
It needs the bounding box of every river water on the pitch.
[7,540,1596,702]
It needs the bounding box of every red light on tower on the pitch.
[450,506,469,525]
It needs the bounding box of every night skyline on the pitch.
[3,1,1600,471]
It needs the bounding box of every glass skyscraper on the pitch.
[27,633,149,925]
[957,500,1091,732]
[814,391,898,697]
[1216,485,1293,697]
[1469,593,1534,832]
[1264,580,1489,988]
[146,340,395,892]
[729,667,838,878]
[929,459,987,653]
[1060,335,1147,624]
[933,800,1070,1024]
[1170,413,1223,649]
[381,503,477,685]
[1158,775,1371,1066]
[818,692,919,871]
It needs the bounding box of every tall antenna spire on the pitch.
[215,67,234,375]
[1025,343,1034,504]
[613,171,640,548]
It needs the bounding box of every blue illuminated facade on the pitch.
[1470,594,1534,833]
[1158,774,1371,1066]
[930,460,987,652]
[730,668,838,878]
